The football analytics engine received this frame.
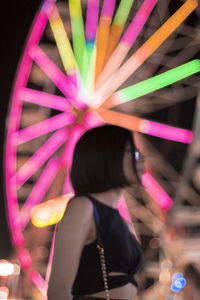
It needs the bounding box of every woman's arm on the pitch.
[47,196,93,300]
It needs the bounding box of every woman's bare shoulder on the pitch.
[59,195,94,226]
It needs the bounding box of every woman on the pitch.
[47,125,145,300]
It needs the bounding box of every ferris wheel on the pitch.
[4,0,200,298]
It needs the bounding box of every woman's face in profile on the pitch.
[123,136,146,184]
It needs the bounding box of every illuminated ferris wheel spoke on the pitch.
[92,0,198,108]
[49,5,82,87]
[15,128,69,189]
[104,0,134,63]
[95,0,116,82]
[29,45,86,109]
[68,0,86,74]
[16,112,75,145]
[82,0,99,89]
[96,0,157,89]
[18,87,72,111]
[98,110,193,143]
[18,156,61,230]
[101,59,200,109]
[142,171,173,210]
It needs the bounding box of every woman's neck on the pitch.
[90,188,123,209]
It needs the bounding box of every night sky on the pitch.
[0,0,42,258]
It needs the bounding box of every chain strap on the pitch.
[97,244,110,300]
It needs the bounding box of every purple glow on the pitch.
[19,157,61,229]
[101,0,116,17]
[142,172,173,210]
[29,46,86,109]
[17,112,75,145]
[16,128,68,189]
[86,0,99,41]
[5,0,54,247]
[18,87,71,111]
[121,0,157,46]
[30,271,48,297]
[140,120,193,144]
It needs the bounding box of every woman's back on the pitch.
[71,194,143,296]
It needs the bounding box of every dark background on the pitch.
[0,0,42,258]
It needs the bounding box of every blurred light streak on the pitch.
[0,261,14,277]
[17,87,71,111]
[95,0,116,81]
[140,120,193,143]
[0,287,9,299]
[31,193,72,227]
[15,128,68,188]
[96,0,157,90]
[19,157,61,230]
[18,248,32,270]
[142,172,173,210]
[82,0,99,88]
[45,223,57,284]
[29,45,86,109]
[30,271,48,297]
[68,0,86,73]
[16,112,74,145]
[102,60,200,109]
[92,0,198,107]
[49,5,83,89]
[5,0,55,248]
[117,196,132,223]
[105,0,134,62]
[98,110,193,143]
[49,5,77,73]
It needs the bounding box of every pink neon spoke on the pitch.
[61,124,85,168]
[18,88,71,111]
[101,0,116,17]
[62,124,85,193]
[30,271,47,297]
[29,45,86,109]
[45,223,58,284]
[141,120,193,143]
[19,157,61,230]
[121,0,157,46]
[16,128,69,189]
[17,112,75,145]
[117,196,132,223]
[142,172,173,210]
[86,0,99,42]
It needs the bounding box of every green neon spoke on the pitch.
[113,0,134,25]
[116,60,200,103]
[68,0,86,74]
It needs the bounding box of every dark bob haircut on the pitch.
[70,124,140,195]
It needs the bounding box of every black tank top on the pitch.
[71,194,143,296]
